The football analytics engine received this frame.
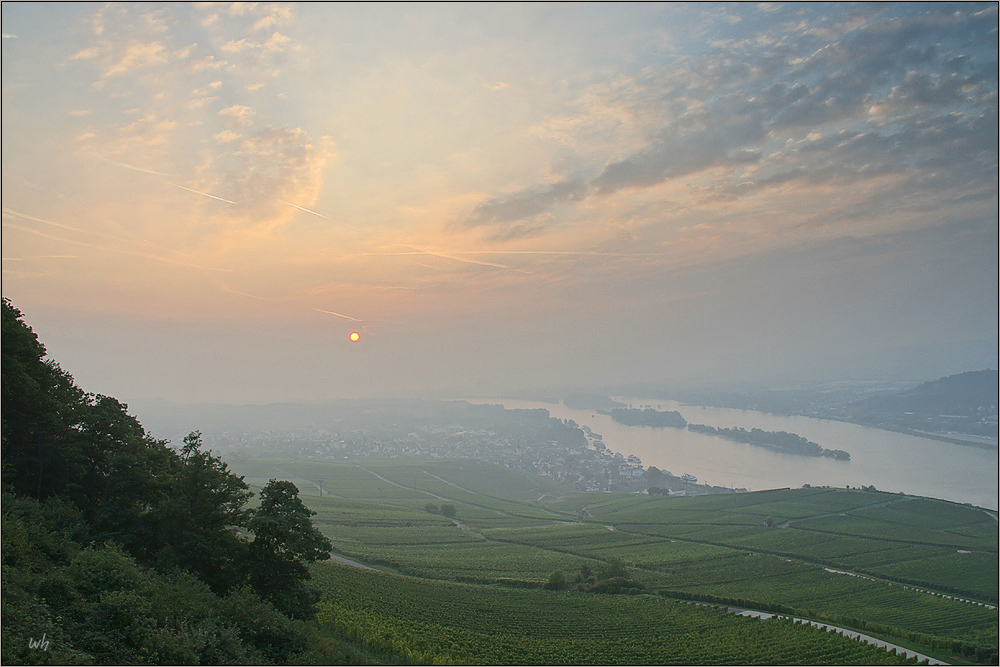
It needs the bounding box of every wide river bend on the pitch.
[465,398,998,511]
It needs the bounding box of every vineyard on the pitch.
[231,457,999,663]
[311,563,918,665]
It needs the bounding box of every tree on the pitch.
[247,480,332,619]
[440,503,457,517]
[545,570,567,590]
[150,432,252,593]
[574,562,595,585]
[643,466,664,487]
[2,298,87,501]
[596,557,628,580]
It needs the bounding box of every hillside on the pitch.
[845,370,999,439]
[4,298,997,665]
[1,299,366,665]
[237,455,999,665]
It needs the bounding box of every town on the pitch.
[182,400,742,496]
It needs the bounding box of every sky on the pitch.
[2,2,997,403]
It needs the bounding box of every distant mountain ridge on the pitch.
[848,370,998,417]
[844,370,998,441]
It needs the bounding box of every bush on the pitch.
[545,570,567,590]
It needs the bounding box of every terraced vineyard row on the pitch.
[229,457,998,660]
[312,564,917,665]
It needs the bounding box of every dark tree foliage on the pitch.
[150,432,253,593]
[248,480,332,619]
[545,570,567,590]
[687,423,851,459]
[608,408,687,428]
[2,298,87,501]
[596,557,629,581]
[1,299,344,664]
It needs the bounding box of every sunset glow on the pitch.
[2,2,996,402]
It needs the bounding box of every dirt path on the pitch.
[724,606,945,664]
[784,495,913,527]
[422,471,481,495]
[355,465,451,501]
[329,554,377,570]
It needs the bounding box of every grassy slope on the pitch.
[229,456,998,661]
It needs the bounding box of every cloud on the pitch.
[70,46,102,60]
[188,96,218,109]
[594,121,766,194]
[218,104,255,127]
[220,31,293,54]
[210,128,336,230]
[433,1,993,265]
[462,180,589,239]
[214,129,241,143]
[563,4,997,207]
[104,40,168,76]
[189,55,229,72]
[265,32,291,51]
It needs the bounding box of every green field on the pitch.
[311,563,916,665]
[231,457,999,664]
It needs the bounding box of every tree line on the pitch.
[1,298,349,664]
[686,424,850,459]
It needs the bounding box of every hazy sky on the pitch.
[3,2,997,403]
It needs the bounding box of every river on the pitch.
[465,398,999,511]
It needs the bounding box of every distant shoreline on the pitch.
[811,417,998,451]
[650,400,999,451]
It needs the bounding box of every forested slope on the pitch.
[1,299,362,665]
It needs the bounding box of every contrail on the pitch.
[221,286,266,300]
[103,159,168,177]
[280,199,329,219]
[302,282,414,296]
[315,308,360,321]
[314,308,367,322]
[170,182,236,205]
[2,209,228,272]
[2,207,211,261]
[280,199,364,232]
[423,250,512,269]
[377,245,514,270]
[100,157,236,205]
[4,206,121,240]
[3,222,204,269]
[314,308,388,333]
[458,250,640,256]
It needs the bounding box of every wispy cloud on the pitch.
[1,208,223,271]
[463,179,588,237]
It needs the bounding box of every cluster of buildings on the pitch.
[207,415,734,496]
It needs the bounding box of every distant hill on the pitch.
[845,370,998,440]
[848,370,998,417]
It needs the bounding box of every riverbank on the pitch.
[464,398,999,511]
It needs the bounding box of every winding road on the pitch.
[724,606,945,664]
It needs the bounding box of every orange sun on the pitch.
[349,331,361,342]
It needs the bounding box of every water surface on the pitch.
[467,398,998,510]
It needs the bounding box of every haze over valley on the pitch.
[2,3,998,665]
[3,2,997,404]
